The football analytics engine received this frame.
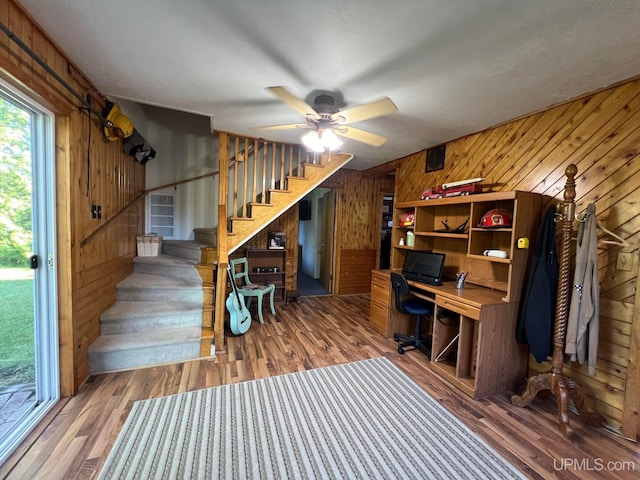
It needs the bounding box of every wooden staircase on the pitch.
[227,157,352,252]
[193,134,353,254]
[192,132,353,353]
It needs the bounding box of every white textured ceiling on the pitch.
[19,0,640,170]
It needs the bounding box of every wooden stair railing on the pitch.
[169,132,307,347]
[82,126,350,356]
[197,132,354,253]
[81,143,254,248]
[211,131,354,353]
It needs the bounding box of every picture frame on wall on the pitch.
[426,144,446,172]
[268,231,286,249]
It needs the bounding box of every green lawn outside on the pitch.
[0,269,35,388]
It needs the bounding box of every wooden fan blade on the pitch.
[250,123,311,131]
[335,126,388,147]
[266,86,320,119]
[331,97,397,124]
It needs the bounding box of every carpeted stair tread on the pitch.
[88,327,202,353]
[101,301,202,321]
[89,242,206,373]
[173,239,213,248]
[133,254,203,283]
[133,254,198,267]
[162,239,213,262]
[88,327,202,373]
[100,300,203,335]
[118,273,201,289]
[117,274,203,303]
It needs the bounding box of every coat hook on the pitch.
[575,212,587,223]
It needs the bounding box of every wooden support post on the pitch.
[280,145,285,190]
[288,145,293,178]
[56,115,75,397]
[253,138,258,207]
[262,140,267,203]
[233,136,239,217]
[242,138,248,217]
[214,132,230,353]
[271,142,276,190]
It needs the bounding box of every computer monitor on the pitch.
[402,251,446,286]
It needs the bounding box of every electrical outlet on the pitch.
[616,252,633,271]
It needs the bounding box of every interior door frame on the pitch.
[319,188,336,293]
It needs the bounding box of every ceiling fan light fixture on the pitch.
[302,130,324,152]
[259,86,394,149]
[301,128,343,152]
[321,128,343,151]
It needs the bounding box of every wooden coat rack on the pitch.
[511,164,605,437]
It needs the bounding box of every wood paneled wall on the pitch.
[240,204,299,292]
[337,249,377,295]
[323,169,395,294]
[239,167,396,297]
[394,78,640,438]
[0,1,145,394]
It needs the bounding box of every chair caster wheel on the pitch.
[393,335,400,342]
[398,346,405,354]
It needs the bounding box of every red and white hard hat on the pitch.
[479,208,512,228]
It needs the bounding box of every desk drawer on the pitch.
[371,271,389,289]
[369,298,388,336]
[371,283,390,305]
[437,296,480,320]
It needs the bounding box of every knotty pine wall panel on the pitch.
[242,204,299,292]
[237,168,396,296]
[395,78,640,438]
[238,169,395,296]
[324,169,395,294]
[338,249,377,295]
[0,1,145,393]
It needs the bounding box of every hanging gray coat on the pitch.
[516,205,558,362]
[565,203,599,376]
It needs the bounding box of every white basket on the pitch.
[137,234,163,256]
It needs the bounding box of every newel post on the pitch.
[214,132,229,353]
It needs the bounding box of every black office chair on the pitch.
[391,272,432,358]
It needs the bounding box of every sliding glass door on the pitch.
[0,81,59,465]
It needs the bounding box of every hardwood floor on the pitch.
[1,295,638,479]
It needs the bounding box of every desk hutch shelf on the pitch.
[371,190,542,399]
[392,190,540,303]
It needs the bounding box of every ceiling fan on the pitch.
[252,86,398,152]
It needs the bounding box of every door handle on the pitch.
[30,254,39,269]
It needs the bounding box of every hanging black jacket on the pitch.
[516,205,558,362]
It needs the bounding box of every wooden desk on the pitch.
[369,269,527,399]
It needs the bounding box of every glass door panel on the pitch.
[0,84,58,466]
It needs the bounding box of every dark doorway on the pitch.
[297,187,334,296]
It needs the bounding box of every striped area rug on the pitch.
[99,357,526,479]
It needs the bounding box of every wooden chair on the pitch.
[229,257,276,324]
